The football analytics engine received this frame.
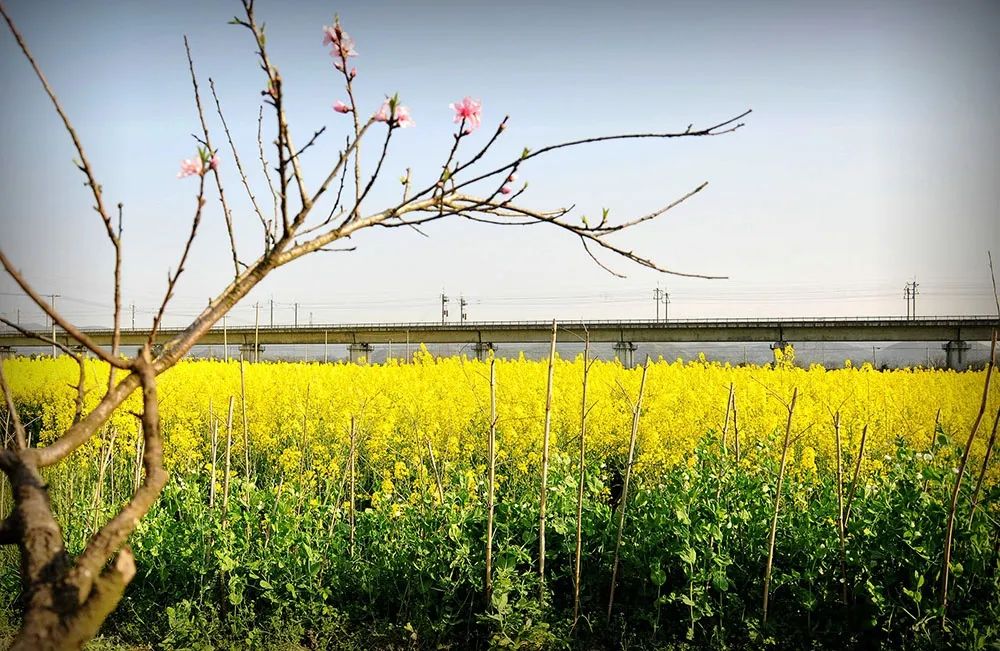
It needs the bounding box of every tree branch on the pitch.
[185,38,240,278]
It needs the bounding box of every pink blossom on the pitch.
[323,24,358,74]
[500,185,513,195]
[449,96,482,132]
[322,25,357,57]
[395,105,415,128]
[177,158,203,178]
[209,155,220,172]
[333,100,352,114]
[507,173,517,183]
[374,101,415,128]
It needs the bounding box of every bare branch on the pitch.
[257,104,278,237]
[0,363,27,450]
[185,38,239,278]
[148,174,208,346]
[0,317,87,424]
[211,79,269,250]
[108,202,123,393]
[290,125,327,162]
[0,1,118,243]
[67,351,167,605]
[0,250,128,368]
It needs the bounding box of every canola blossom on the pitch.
[4,353,994,488]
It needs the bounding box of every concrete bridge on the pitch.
[1,316,995,368]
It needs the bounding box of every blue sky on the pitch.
[1,0,998,327]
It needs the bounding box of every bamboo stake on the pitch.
[486,357,497,605]
[762,387,798,625]
[732,389,741,464]
[301,384,310,475]
[844,423,868,527]
[969,406,1000,525]
[721,383,734,456]
[209,402,218,508]
[942,331,996,624]
[716,384,734,504]
[349,415,356,558]
[133,434,144,495]
[833,411,848,605]
[427,438,445,504]
[240,356,251,488]
[538,319,557,602]
[608,360,649,621]
[572,333,590,628]
[223,396,234,513]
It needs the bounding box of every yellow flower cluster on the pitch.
[2,353,995,486]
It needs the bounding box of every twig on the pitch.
[185,39,239,278]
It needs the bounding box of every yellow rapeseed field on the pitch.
[4,350,995,490]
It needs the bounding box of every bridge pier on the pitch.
[348,342,373,364]
[473,342,495,362]
[614,341,638,368]
[942,340,971,370]
[239,343,264,362]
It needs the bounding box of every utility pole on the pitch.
[309,312,313,326]
[223,315,229,362]
[903,284,911,319]
[663,292,670,321]
[46,293,60,357]
[254,302,260,363]
[270,299,274,327]
[911,280,918,318]
[903,279,919,319]
[460,296,468,323]
[653,287,663,321]
[441,293,449,324]
[294,303,299,328]
[131,303,136,330]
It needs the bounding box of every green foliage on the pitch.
[1,434,998,649]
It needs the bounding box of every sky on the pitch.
[1,0,998,329]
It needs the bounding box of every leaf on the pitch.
[650,564,666,587]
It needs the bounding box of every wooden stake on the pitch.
[240,356,251,488]
[762,387,797,625]
[833,411,848,605]
[486,357,497,605]
[732,388,741,464]
[942,331,995,624]
[209,401,218,508]
[349,416,356,558]
[538,319,557,602]
[608,360,649,621]
[426,438,445,504]
[573,333,591,628]
[969,406,1000,525]
[844,423,868,527]
[222,396,234,513]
